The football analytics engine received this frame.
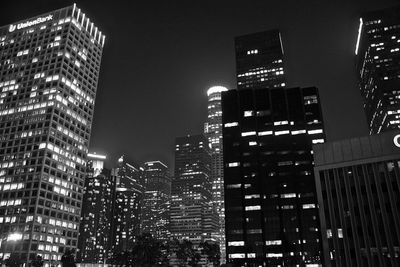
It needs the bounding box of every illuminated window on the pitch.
[245,205,261,211]
[228,241,244,246]
[224,122,238,128]
[228,162,240,167]
[244,110,254,117]
[241,131,256,137]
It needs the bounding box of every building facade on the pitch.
[0,4,104,265]
[222,87,325,266]
[170,135,218,244]
[314,131,400,266]
[235,29,286,90]
[141,161,171,241]
[109,156,144,256]
[204,86,228,262]
[355,5,400,134]
[77,153,113,264]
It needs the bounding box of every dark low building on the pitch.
[314,131,400,266]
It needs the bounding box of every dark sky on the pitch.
[2,0,399,169]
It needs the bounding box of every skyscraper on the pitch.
[0,4,105,264]
[222,87,325,266]
[204,85,228,262]
[356,5,400,134]
[78,153,113,264]
[314,131,400,266]
[170,135,217,244]
[110,156,144,256]
[235,29,286,90]
[141,161,171,241]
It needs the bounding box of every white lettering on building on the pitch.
[393,134,400,148]
[9,15,53,32]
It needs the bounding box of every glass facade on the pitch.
[235,29,285,90]
[0,4,104,265]
[356,5,400,134]
[222,87,325,266]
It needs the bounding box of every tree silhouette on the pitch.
[109,251,131,267]
[199,241,220,266]
[61,249,76,267]
[131,233,162,266]
[31,255,44,267]
[4,253,21,267]
[172,239,201,267]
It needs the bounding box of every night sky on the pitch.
[2,0,399,170]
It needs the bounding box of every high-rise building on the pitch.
[314,131,400,266]
[170,135,218,244]
[78,153,113,264]
[141,161,171,241]
[222,87,325,266]
[110,156,144,256]
[204,85,228,262]
[235,29,286,90]
[355,5,400,134]
[0,4,105,265]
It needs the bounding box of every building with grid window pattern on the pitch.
[355,5,400,134]
[140,161,171,241]
[235,29,286,90]
[77,153,113,264]
[222,87,325,266]
[204,86,228,263]
[0,4,105,265]
[109,156,144,256]
[170,135,218,244]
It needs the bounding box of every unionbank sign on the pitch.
[9,14,53,32]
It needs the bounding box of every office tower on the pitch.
[356,6,400,134]
[204,86,228,262]
[222,87,325,266]
[110,156,144,255]
[0,4,105,265]
[78,153,113,264]
[170,135,218,244]
[141,161,171,241]
[235,29,286,90]
[314,131,400,266]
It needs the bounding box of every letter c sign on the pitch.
[394,134,400,148]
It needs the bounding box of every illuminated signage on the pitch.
[9,14,53,32]
[393,134,400,148]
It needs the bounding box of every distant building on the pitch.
[356,5,400,134]
[235,29,286,90]
[78,153,113,264]
[110,156,144,255]
[222,87,325,266]
[204,86,228,262]
[170,135,218,244]
[141,161,171,241]
[314,131,400,266]
[0,4,105,265]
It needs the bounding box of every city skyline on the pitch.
[1,1,400,266]
[2,0,398,168]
